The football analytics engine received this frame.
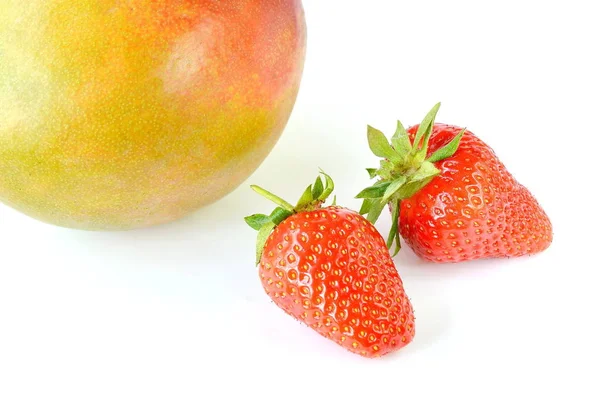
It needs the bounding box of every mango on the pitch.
[0,0,306,230]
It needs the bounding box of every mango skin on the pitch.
[0,0,306,230]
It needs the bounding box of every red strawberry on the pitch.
[356,103,553,263]
[245,171,415,358]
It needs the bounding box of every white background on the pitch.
[1,1,599,394]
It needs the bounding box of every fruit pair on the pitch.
[245,103,553,358]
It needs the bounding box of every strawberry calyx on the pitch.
[356,102,465,256]
[245,170,337,265]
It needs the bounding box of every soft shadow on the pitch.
[404,289,453,355]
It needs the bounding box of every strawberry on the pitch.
[245,171,415,358]
[356,103,553,263]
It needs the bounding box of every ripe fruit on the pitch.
[245,171,416,358]
[0,0,306,230]
[357,103,553,263]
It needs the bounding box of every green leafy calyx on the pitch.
[244,170,336,265]
[356,102,465,256]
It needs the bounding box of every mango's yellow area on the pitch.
[0,0,306,230]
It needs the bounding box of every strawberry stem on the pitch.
[250,185,296,212]
[245,169,338,265]
[356,102,465,257]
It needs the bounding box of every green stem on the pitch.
[250,185,296,212]
[356,102,466,258]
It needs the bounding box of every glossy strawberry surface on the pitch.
[399,124,553,263]
[258,207,415,358]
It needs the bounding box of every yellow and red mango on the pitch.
[0,0,306,230]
